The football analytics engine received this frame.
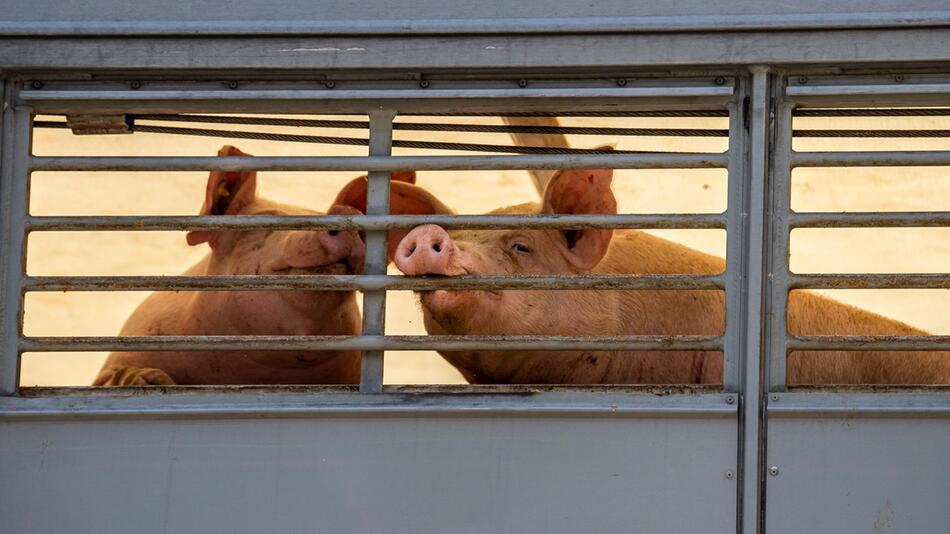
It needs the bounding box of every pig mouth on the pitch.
[271,258,358,276]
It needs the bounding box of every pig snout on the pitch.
[281,229,362,271]
[395,224,455,276]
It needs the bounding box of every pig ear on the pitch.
[186,145,257,247]
[332,174,453,260]
[542,162,616,270]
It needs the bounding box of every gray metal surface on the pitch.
[767,404,950,534]
[0,410,738,534]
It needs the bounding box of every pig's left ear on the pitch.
[332,173,454,260]
[186,145,258,246]
[542,163,616,270]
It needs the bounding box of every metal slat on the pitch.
[19,86,736,102]
[359,111,393,393]
[22,274,727,292]
[767,102,795,391]
[25,213,728,232]
[19,334,725,352]
[788,273,950,289]
[0,106,29,395]
[789,212,950,228]
[788,335,950,351]
[791,151,950,167]
[29,153,729,171]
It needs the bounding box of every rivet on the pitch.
[518,79,528,88]
[30,81,43,90]
[894,74,905,83]
[130,81,142,90]
[725,395,736,404]
[725,470,735,479]
[325,81,336,89]
[227,81,239,90]
[617,79,627,87]
[769,466,780,476]
[714,77,726,86]
[419,80,430,88]
[770,394,780,402]
[797,76,808,84]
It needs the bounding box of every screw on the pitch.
[725,395,736,404]
[130,81,142,90]
[714,77,726,86]
[617,79,627,87]
[227,81,239,90]
[518,79,528,88]
[769,466,780,476]
[419,80,430,88]
[725,470,735,479]
[770,394,779,402]
[325,81,336,89]
[797,76,808,84]
[895,74,905,83]
[30,81,43,90]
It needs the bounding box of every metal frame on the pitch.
[1,64,949,533]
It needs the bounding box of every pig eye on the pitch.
[510,242,532,254]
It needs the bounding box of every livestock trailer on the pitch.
[1,1,949,532]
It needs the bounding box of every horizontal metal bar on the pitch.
[791,151,950,167]
[4,12,950,37]
[26,213,727,232]
[30,153,728,172]
[788,335,950,351]
[20,86,734,103]
[795,129,950,138]
[20,334,724,352]
[786,83,950,98]
[768,392,950,418]
[0,390,734,421]
[789,211,950,228]
[788,273,950,289]
[22,274,726,292]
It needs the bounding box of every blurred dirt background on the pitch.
[20,114,950,385]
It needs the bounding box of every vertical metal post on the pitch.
[766,99,794,391]
[359,110,395,393]
[723,86,748,391]
[736,67,771,534]
[0,88,31,395]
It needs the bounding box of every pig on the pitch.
[94,145,447,386]
[394,165,950,385]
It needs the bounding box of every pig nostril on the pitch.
[432,242,442,253]
[327,230,339,237]
[406,244,417,257]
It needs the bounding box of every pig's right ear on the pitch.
[332,174,454,260]
[186,145,258,247]
[542,163,617,270]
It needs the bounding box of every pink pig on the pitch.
[94,145,445,386]
[395,165,950,385]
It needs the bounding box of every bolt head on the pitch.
[419,80,430,88]
[714,77,726,85]
[770,394,780,401]
[617,78,627,87]
[725,471,735,479]
[725,395,736,404]
[325,81,336,89]
[518,79,528,88]
[895,74,905,82]
[30,81,43,90]
[797,76,808,84]
[769,466,779,476]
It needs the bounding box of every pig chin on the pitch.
[419,290,494,332]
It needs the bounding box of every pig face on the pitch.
[394,167,616,335]
[186,146,450,325]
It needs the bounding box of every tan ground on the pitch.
[19,114,950,386]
